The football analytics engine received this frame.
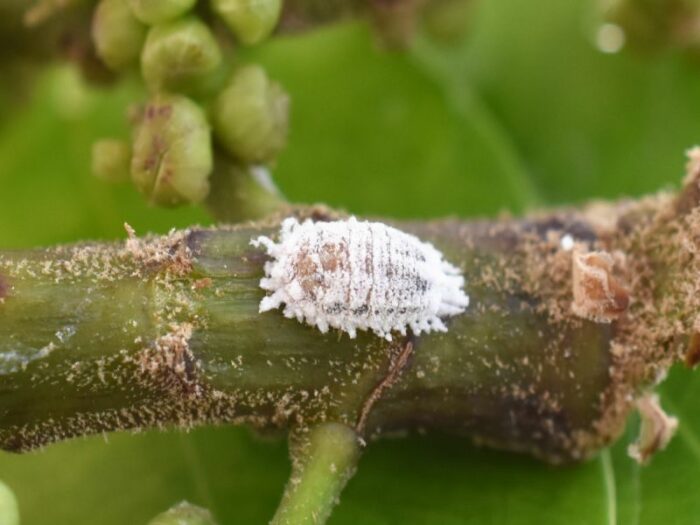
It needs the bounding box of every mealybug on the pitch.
[251,217,469,340]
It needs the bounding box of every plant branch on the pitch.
[3,0,438,70]
[3,181,694,465]
[270,423,362,525]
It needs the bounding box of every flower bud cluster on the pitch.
[90,0,289,207]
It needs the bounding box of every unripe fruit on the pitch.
[211,0,282,45]
[141,17,222,94]
[128,0,197,25]
[92,0,146,70]
[131,94,213,207]
[212,65,289,164]
[0,480,19,525]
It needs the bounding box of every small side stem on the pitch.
[205,156,288,223]
[271,423,362,525]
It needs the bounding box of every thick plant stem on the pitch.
[271,423,362,525]
[3,168,700,465]
[0,206,638,460]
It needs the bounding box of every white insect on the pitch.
[251,217,469,340]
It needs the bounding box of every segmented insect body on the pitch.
[251,217,469,340]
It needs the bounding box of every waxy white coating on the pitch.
[251,217,469,340]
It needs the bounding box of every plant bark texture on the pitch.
[1,177,699,463]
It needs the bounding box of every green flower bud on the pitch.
[0,480,19,525]
[92,0,146,70]
[131,94,213,206]
[211,0,282,45]
[127,0,196,25]
[141,17,222,94]
[91,138,131,183]
[148,502,218,525]
[212,65,289,164]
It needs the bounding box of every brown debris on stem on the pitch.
[684,328,700,368]
[135,322,200,396]
[628,393,678,464]
[675,146,700,216]
[123,223,194,277]
[355,340,414,435]
[0,274,9,303]
[571,249,629,323]
[3,162,700,464]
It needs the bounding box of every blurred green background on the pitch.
[1,0,700,523]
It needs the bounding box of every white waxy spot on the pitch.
[251,217,470,340]
[250,165,281,195]
[596,23,625,54]
[560,234,574,251]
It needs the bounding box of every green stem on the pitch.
[205,154,289,223]
[4,186,697,467]
[271,423,362,525]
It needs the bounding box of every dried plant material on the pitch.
[674,146,700,215]
[683,317,700,368]
[124,222,138,251]
[571,250,629,323]
[136,322,199,395]
[684,146,700,184]
[123,223,193,276]
[688,342,700,371]
[628,393,678,464]
[252,217,470,340]
[355,341,413,434]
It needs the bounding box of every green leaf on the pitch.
[1,0,700,523]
